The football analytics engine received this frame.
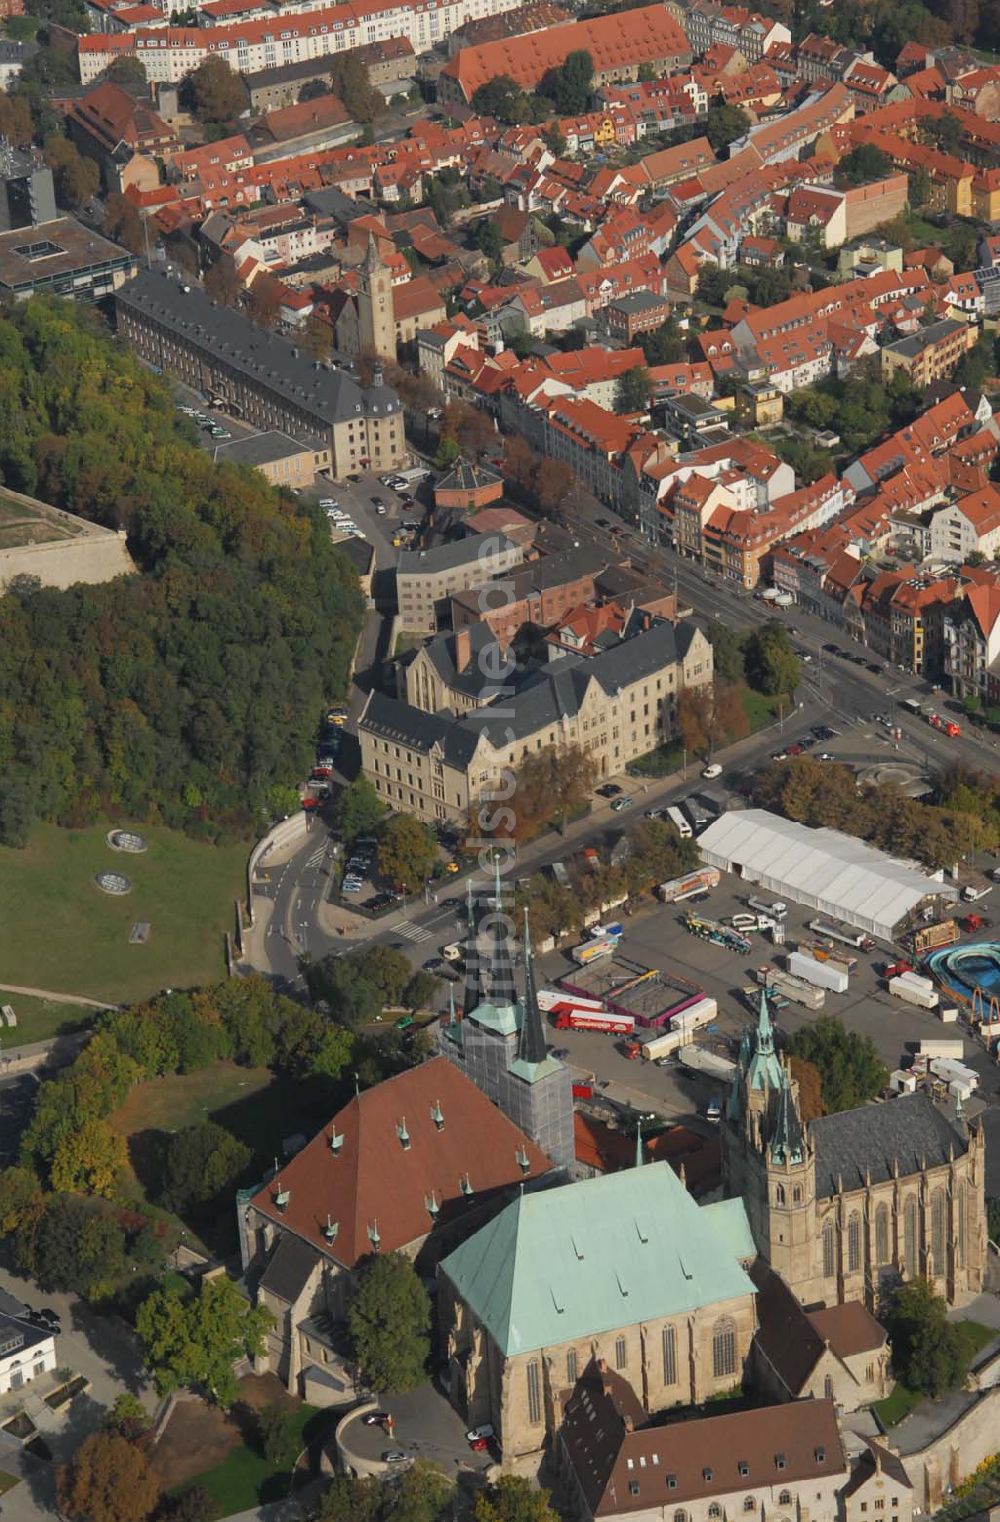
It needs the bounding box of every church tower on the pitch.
[358,233,395,363]
[722,990,817,1289]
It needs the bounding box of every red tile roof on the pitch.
[248,1055,553,1268]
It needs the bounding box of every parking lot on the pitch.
[535,870,1000,1123]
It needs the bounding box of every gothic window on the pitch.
[779,1492,792,1506]
[904,1196,918,1274]
[793,1186,802,1203]
[615,1335,627,1370]
[875,1203,889,1265]
[662,1325,677,1386]
[847,1212,861,1273]
[712,1318,737,1379]
[931,1191,946,1275]
[824,1375,834,1400]
[744,1500,756,1513]
[958,1184,967,1267]
[526,1360,542,1425]
[709,1507,722,1519]
[776,1184,785,1205]
[567,1349,578,1385]
[822,1221,835,1278]
[674,1511,687,1522]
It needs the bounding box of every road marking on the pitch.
[397,921,432,943]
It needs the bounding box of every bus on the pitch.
[901,698,922,715]
[665,805,692,839]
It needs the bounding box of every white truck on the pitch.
[788,950,849,995]
[658,867,721,903]
[918,1038,965,1060]
[680,1045,738,1082]
[888,971,939,1010]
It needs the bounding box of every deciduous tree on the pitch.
[743,622,800,696]
[787,1015,887,1114]
[103,191,145,255]
[887,1277,969,1395]
[328,52,384,122]
[332,776,385,844]
[136,1274,272,1404]
[182,54,248,123]
[203,255,241,307]
[474,1476,560,1522]
[378,813,437,891]
[614,365,652,414]
[57,1431,160,1522]
[158,1122,250,1214]
[516,743,596,836]
[43,133,99,208]
[50,1117,127,1198]
[347,1251,431,1392]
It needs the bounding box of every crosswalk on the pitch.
[397,920,432,943]
[304,846,326,870]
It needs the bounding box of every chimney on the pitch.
[454,626,472,672]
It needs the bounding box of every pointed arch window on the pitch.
[931,1191,946,1275]
[875,1203,889,1265]
[847,1212,861,1273]
[712,1318,737,1379]
[904,1195,918,1274]
[822,1221,835,1278]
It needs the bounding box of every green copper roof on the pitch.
[439,1162,755,1356]
[702,1198,757,1262]
[508,1052,564,1083]
[468,1000,520,1037]
[745,988,783,1093]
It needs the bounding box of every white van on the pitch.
[665,805,692,839]
[748,897,787,920]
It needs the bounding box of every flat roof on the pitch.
[212,430,311,467]
[0,217,133,292]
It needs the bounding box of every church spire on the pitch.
[635,1117,644,1168]
[462,879,482,1018]
[770,1067,804,1166]
[488,858,517,1009]
[744,986,783,1094]
[757,985,776,1055]
[518,908,547,1066]
[362,230,383,274]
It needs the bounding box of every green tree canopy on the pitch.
[474,1476,560,1522]
[743,622,800,697]
[886,1277,970,1396]
[347,1250,431,1392]
[181,55,248,122]
[837,142,893,184]
[328,51,384,122]
[158,1122,251,1215]
[705,103,750,153]
[786,1015,888,1113]
[378,813,437,891]
[332,776,385,845]
[549,49,593,114]
[615,365,652,414]
[136,1274,272,1405]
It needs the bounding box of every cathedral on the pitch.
[438,867,576,1170]
[722,992,988,1310]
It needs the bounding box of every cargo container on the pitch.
[679,1044,737,1082]
[554,1007,635,1034]
[889,972,939,1009]
[788,950,849,994]
[755,966,825,1010]
[571,936,619,965]
[807,918,875,952]
[918,1038,965,1059]
[658,867,721,903]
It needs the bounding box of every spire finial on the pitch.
[354,1071,360,1098]
[635,1117,644,1168]
[757,986,775,1054]
[448,982,456,1026]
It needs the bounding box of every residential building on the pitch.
[434,458,503,511]
[929,485,1000,563]
[606,289,670,341]
[881,317,976,387]
[395,532,524,634]
[842,1444,914,1522]
[722,991,987,1310]
[450,542,611,645]
[559,1369,846,1522]
[438,4,691,104]
[0,1312,57,1396]
[66,81,178,193]
[0,217,137,301]
[359,618,713,822]
[944,581,1000,703]
[115,266,406,477]
[439,1162,758,1457]
[211,430,316,489]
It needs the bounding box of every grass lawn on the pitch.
[0,822,249,1004]
[631,740,685,778]
[874,1382,920,1427]
[0,992,94,1046]
[742,689,781,731]
[955,1319,997,1363]
[113,1062,276,1138]
[183,1405,328,1516]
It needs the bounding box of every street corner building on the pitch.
[236,1055,555,1401]
[436,1158,760,1459]
[722,991,987,1311]
[115,265,406,479]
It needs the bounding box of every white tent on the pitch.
[696,809,956,941]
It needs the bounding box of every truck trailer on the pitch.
[889,972,939,1009]
[554,1007,636,1035]
[570,935,620,965]
[659,867,721,903]
[679,1044,738,1082]
[788,950,849,994]
[918,1038,965,1059]
[756,965,825,1010]
[807,918,875,952]
[929,1056,979,1090]
[684,914,752,954]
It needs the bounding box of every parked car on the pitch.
[382,1451,408,1463]
[611,796,633,812]
[363,1412,391,1425]
[596,783,622,799]
[702,763,722,779]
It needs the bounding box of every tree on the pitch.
[350,944,412,1005]
[837,142,893,185]
[328,51,384,123]
[886,1278,969,1396]
[705,619,746,685]
[22,1196,127,1294]
[787,1054,823,1122]
[743,622,800,697]
[57,1431,160,1522]
[471,75,522,121]
[160,1488,220,1522]
[106,54,147,87]
[136,1274,272,1404]
[910,165,932,208]
[182,55,247,123]
[43,133,99,209]
[697,261,733,308]
[332,776,385,845]
[676,683,748,757]
[103,191,145,255]
[920,110,962,155]
[312,1473,380,1522]
[302,312,333,362]
[474,217,504,266]
[104,1394,152,1443]
[516,743,597,836]
[0,1165,43,1237]
[787,1016,888,1113]
[50,1117,127,1198]
[347,1251,431,1392]
[615,365,652,414]
[203,255,241,307]
[0,91,34,147]
[257,1404,302,1470]
[248,275,281,330]
[534,457,574,512]
[549,49,593,114]
[638,316,687,366]
[474,1476,560,1522]
[705,103,750,154]
[378,814,437,891]
[159,1122,250,1215]
[403,968,439,1011]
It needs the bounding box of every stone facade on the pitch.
[722,994,987,1311]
